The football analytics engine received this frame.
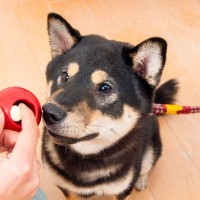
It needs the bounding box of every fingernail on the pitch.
[19,103,27,109]
[19,103,23,108]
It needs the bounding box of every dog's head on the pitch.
[43,13,167,155]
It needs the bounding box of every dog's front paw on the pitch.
[135,174,148,191]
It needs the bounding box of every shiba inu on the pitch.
[42,13,178,200]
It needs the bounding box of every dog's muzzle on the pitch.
[42,103,99,145]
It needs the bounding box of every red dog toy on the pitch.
[0,87,41,131]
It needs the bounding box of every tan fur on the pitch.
[79,164,121,182]
[71,104,140,155]
[68,62,80,77]
[45,139,65,169]
[135,174,148,191]
[140,146,154,175]
[134,146,154,191]
[45,164,134,196]
[73,101,92,126]
[91,70,108,84]
[47,80,53,95]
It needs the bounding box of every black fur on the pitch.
[42,13,178,200]
[154,79,179,104]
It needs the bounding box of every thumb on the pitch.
[0,108,5,136]
[11,104,40,162]
[0,108,5,147]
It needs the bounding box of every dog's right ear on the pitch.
[47,13,81,59]
[126,37,167,88]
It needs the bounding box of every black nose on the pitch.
[42,103,66,125]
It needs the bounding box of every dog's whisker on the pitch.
[86,124,120,137]
[34,84,50,99]
[84,125,117,145]
[98,134,113,144]
[64,124,114,146]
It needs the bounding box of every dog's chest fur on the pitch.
[43,117,153,197]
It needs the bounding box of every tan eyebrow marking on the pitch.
[91,70,109,84]
[68,62,80,77]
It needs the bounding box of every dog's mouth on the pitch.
[47,130,99,145]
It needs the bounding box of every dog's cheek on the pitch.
[71,104,140,155]
[96,104,140,140]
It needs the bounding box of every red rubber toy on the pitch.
[0,87,42,131]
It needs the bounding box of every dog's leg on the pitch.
[135,174,148,191]
[135,125,162,191]
[134,146,154,191]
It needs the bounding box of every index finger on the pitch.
[11,104,40,162]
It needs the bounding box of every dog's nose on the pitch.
[42,103,66,125]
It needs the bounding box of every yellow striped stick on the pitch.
[152,104,200,115]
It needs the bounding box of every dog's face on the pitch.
[43,13,167,155]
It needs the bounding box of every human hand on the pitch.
[0,104,40,200]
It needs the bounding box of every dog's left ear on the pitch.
[47,13,81,59]
[128,37,167,87]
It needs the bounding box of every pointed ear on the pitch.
[128,37,167,87]
[47,13,81,59]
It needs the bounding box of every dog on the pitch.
[42,13,178,200]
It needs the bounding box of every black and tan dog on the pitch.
[42,13,178,200]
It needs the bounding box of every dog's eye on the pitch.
[61,70,69,83]
[98,83,112,93]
